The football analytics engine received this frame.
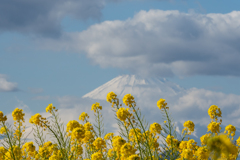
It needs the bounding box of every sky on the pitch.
[1,0,240,151]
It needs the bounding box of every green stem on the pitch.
[131,104,153,160]
[2,122,16,160]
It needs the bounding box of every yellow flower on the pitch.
[206,134,238,160]
[0,127,8,134]
[166,135,178,147]
[29,113,42,125]
[91,151,104,160]
[46,103,53,113]
[0,146,7,159]
[116,108,130,121]
[236,136,240,146]
[207,121,221,134]
[181,149,194,160]
[200,133,211,146]
[224,124,236,138]
[122,94,135,107]
[66,120,80,133]
[182,120,195,135]
[112,136,126,151]
[82,131,95,143]
[157,98,167,110]
[91,102,102,113]
[164,121,166,123]
[106,91,117,103]
[71,126,85,140]
[0,111,7,122]
[83,122,93,131]
[79,112,89,121]
[107,148,115,158]
[208,105,222,120]
[128,154,140,160]
[93,137,106,150]
[22,141,36,152]
[150,122,162,135]
[120,143,136,158]
[104,132,114,140]
[12,108,25,122]
[195,146,210,160]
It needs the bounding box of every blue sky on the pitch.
[1,0,240,141]
[0,0,240,112]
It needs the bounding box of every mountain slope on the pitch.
[82,74,185,101]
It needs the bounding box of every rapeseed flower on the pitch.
[207,121,221,134]
[79,112,89,121]
[91,102,102,113]
[122,94,135,107]
[182,120,195,135]
[46,103,54,113]
[12,108,25,122]
[93,137,106,150]
[106,91,117,103]
[224,124,236,140]
[120,143,136,158]
[0,111,7,122]
[104,132,114,140]
[208,105,222,121]
[91,151,104,160]
[71,126,85,141]
[66,120,80,133]
[206,134,238,160]
[116,107,130,122]
[157,98,167,110]
[150,122,162,136]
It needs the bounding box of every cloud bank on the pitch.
[0,74,18,92]
[0,0,105,37]
[41,9,240,77]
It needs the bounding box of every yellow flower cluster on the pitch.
[208,105,222,121]
[71,125,85,141]
[79,112,89,121]
[206,134,238,160]
[91,151,104,160]
[93,137,106,150]
[46,103,56,114]
[1,92,240,160]
[0,111,7,122]
[207,121,221,134]
[122,94,135,107]
[224,124,236,138]
[150,122,162,135]
[66,120,80,133]
[29,113,49,131]
[120,143,137,158]
[106,91,117,103]
[116,107,130,121]
[157,98,167,110]
[182,120,195,135]
[200,133,211,146]
[104,132,114,140]
[12,108,25,122]
[91,102,102,113]
[166,135,178,147]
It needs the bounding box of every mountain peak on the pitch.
[82,74,185,100]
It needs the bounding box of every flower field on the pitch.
[0,91,239,160]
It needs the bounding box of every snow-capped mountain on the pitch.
[82,74,185,102]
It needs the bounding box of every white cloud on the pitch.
[0,74,18,92]
[39,10,240,77]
